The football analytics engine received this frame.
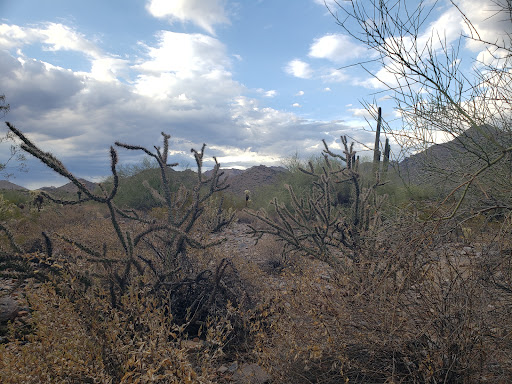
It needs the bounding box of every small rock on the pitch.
[0,296,20,323]
[181,340,202,350]
[228,361,239,372]
[232,363,270,384]
[217,365,229,374]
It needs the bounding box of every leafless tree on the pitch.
[327,0,512,220]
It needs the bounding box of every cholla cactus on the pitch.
[5,123,232,308]
[247,134,387,267]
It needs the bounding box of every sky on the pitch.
[0,0,507,189]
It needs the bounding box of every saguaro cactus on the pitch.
[372,106,382,177]
[382,137,390,176]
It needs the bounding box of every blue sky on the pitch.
[0,0,505,188]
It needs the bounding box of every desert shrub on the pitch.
[199,195,235,234]
[249,154,345,213]
[0,193,22,221]
[0,190,30,208]
[251,215,512,383]
[245,132,512,382]
[0,283,112,383]
[1,123,252,377]
[0,278,223,383]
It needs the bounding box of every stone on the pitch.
[217,365,229,374]
[0,296,20,323]
[181,339,203,350]
[232,363,270,384]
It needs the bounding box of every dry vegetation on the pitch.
[0,122,511,383]
[2,1,512,381]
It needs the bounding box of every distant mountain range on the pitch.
[39,178,98,194]
[398,125,512,188]
[0,180,28,191]
[205,165,287,197]
[0,178,98,193]
[6,125,506,198]
[0,166,288,198]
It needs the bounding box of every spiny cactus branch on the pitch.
[248,135,385,266]
[0,222,23,254]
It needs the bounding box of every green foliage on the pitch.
[103,165,197,211]
[0,193,21,221]
[249,155,346,212]
[0,190,30,208]
[377,167,439,204]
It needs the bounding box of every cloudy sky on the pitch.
[0,0,505,188]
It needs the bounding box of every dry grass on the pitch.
[0,283,111,383]
[1,200,512,383]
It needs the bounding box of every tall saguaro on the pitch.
[372,107,382,177]
[382,137,390,176]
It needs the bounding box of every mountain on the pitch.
[222,165,288,197]
[41,178,99,194]
[203,165,288,197]
[204,168,245,182]
[0,180,27,191]
[34,166,288,201]
[398,125,512,187]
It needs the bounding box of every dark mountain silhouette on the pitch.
[398,125,512,188]
[40,178,98,194]
[207,165,287,198]
[0,180,27,191]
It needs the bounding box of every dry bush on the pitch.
[241,133,512,382]
[0,283,111,383]
[249,213,512,383]
[0,124,256,382]
[236,209,257,225]
[0,278,226,383]
[250,235,287,274]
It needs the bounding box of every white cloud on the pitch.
[146,0,229,35]
[264,90,277,97]
[360,0,512,89]
[295,90,305,96]
[324,87,331,92]
[292,103,301,107]
[0,23,129,83]
[453,0,512,52]
[40,23,100,57]
[377,95,392,102]
[313,0,341,10]
[309,33,367,63]
[209,145,281,167]
[135,31,229,75]
[88,57,129,82]
[133,31,239,100]
[321,68,350,83]
[284,59,313,79]
[0,21,370,188]
[348,107,373,119]
[0,23,100,57]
